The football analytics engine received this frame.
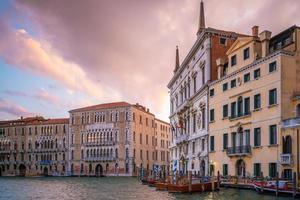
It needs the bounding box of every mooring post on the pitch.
[188,171,192,194]
[212,174,215,191]
[276,172,279,197]
[217,171,220,190]
[293,172,297,199]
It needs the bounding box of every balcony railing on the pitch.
[280,154,293,165]
[175,134,189,144]
[227,145,251,156]
[85,141,116,147]
[84,156,116,162]
[282,117,300,128]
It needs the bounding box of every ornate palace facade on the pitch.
[68,102,170,176]
[168,0,244,176]
[0,117,68,176]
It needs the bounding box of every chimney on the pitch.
[252,26,259,37]
[259,30,272,57]
[20,116,23,120]
[216,58,225,79]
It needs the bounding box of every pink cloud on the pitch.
[1,0,299,121]
[0,98,35,117]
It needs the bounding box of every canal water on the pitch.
[0,177,294,200]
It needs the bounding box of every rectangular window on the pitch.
[223,133,228,150]
[254,128,261,147]
[210,109,215,122]
[254,68,260,79]
[209,89,215,97]
[210,136,215,151]
[223,164,228,176]
[231,79,236,88]
[269,163,277,178]
[269,61,277,73]
[254,163,261,177]
[220,37,226,45]
[244,73,250,83]
[254,94,261,109]
[269,88,277,105]
[243,47,250,60]
[223,83,228,91]
[245,129,250,145]
[223,104,228,118]
[244,97,250,115]
[231,55,237,66]
[269,124,277,145]
[231,102,236,118]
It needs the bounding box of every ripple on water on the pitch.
[0,177,293,200]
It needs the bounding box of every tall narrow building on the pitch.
[168,0,245,176]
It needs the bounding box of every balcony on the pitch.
[175,134,189,144]
[280,154,293,165]
[84,156,116,162]
[85,141,116,147]
[282,117,300,129]
[227,145,251,156]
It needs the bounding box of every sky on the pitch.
[0,0,299,121]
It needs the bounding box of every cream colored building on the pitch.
[68,102,170,176]
[0,117,68,176]
[208,25,300,181]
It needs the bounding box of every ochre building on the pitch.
[208,25,300,184]
[0,117,68,176]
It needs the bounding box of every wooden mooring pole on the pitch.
[293,172,297,199]
[276,172,279,197]
[217,171,220,190]
[188,171,192,194]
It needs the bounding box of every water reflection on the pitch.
[0,177,293,200]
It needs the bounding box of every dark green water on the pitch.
[0,177,293,200]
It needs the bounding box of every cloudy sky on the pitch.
[0,0,299,121]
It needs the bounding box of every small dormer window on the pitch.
[220,38,227,45]
[231,55,237,66]
[243,47,250,60]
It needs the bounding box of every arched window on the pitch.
[87,149,89,158]
[110,148,113,157]
[100,149,103,156]
[97,149,99,157]
[115,148,118,158]
[296,104,300,117]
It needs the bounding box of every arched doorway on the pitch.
[236,159,246,178]
[43,167,48,176]
[19,164,26,176]
[200,160,205,177]
[95,164,103,177]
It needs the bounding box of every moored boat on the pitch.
[167,181,218,193]
[155,182,169,191]
[253,180,300,197]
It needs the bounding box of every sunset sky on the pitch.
[0,0,299,121]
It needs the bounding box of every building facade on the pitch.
[168,0,241,176]
[208,25,300,183]
[68,102,170,177]
[0,117,68,176]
